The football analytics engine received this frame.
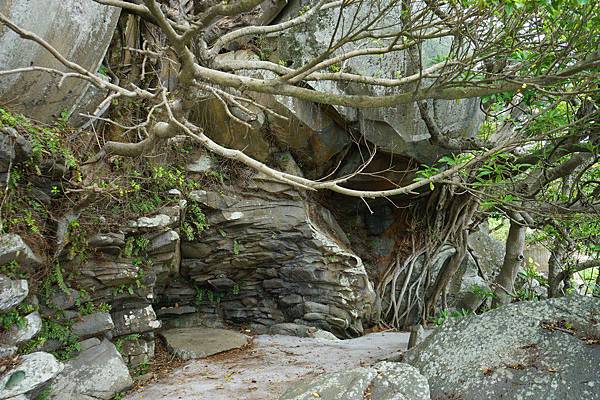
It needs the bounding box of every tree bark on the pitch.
[492,212,526,307]
[548,241,566,298]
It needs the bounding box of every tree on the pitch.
[1,0,599,325]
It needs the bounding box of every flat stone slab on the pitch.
[159,327,250,360]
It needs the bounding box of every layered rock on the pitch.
[171,175,376,337]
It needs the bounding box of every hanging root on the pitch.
[376,184,479,328]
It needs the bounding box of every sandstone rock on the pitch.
[71,312,114,338]
[208,50,352,177]
[0,234,42,270]
[49,339,132,400]
[112,305,161,336]
[0,347,16,357]
[280,361,429,400]
[0,352,63,399]
[0,312,41,346]
[0,274,28,311]
[405,296,600,400]
[159,327,249,360]
[128,214,175,231]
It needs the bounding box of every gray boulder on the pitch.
[0,1,120,122]
[71,312,114,338]
[0,274,28,311]
[111,305,161,336]
[49,339,132,400]
[280,361,430,400]
[0,312,41,346]
[405,296,600,400]
[0,234,42,270]
[0,352,63,399]
[269,323,339,340]
[275,0,482,163]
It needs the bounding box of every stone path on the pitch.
[125,331,411,400]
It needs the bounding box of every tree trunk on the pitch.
[492,212,526,307]
[548,242,566,298]
[425,230,468,316]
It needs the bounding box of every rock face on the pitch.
[275,0,483,163]
[0,274,28,311]
[159,327,250,360]
[0,352,63,399]
[279,361,430,400]
[49,339,133,400]
[0,0,120,122]
[175,176,376,337]
[405,296,600,400]
[0,127,32,173]
[0,312,42,346]
[0,234,42,270]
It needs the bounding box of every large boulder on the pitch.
[405,296,600,400]
[0,352,63,399]
[280,361,430,400]
[0,1,120,122]
[275,0,483,163]
[49,338,132,400]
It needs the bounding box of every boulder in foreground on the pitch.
[405,296,600,400]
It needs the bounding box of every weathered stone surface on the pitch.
[208,50,352,177]
[0,346,16,357]
[0,1,120,122]
[0,352,63,399]
[280,361,429,400]
[112,305,161,336]
[275,0,483,163]
[71,312,114,338]
[370,362,431,400]
[159,327,249,360]
[49,339,132,400]
[0,234,42,270]
[280,367,375,400]
[0,274,28,311]
[405,296,600,400]
[0,312,41,346]
[178,178,376,338]
[0,128,32,172]
[269,323,339,340]
[118,333,155,368]
[48,289,79,310]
